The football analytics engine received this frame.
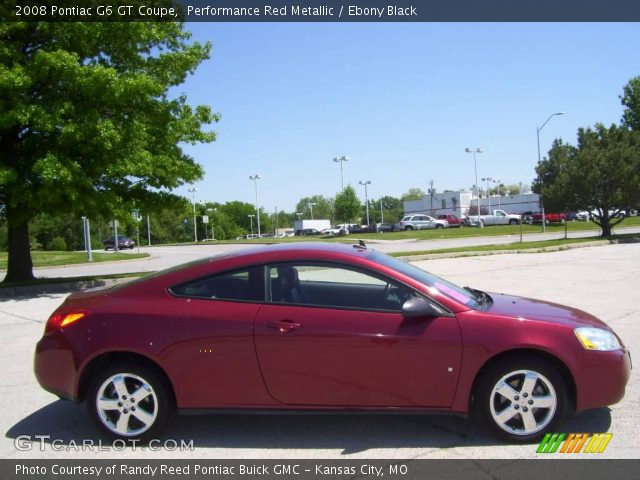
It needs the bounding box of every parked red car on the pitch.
[531,212,566,224]
[437,214,466,227]
[35,243,630,443]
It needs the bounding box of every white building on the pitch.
[404,191,541,217]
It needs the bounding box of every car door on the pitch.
[253,262,463,408]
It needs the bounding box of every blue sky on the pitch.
[175,23,640,211]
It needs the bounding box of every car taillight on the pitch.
[44,310,90,335]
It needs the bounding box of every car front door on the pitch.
[253,263,462,407]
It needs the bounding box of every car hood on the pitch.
[485,292,610,330]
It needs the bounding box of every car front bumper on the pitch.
[573,348,631,412]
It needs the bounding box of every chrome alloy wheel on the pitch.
[96,373,158,437]
[489,369,557,436]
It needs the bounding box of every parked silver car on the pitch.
[399,214,448,230]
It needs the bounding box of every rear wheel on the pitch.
[87,364,172,442]
[475,356,568,442]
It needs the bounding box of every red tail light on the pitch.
[45,310,90,335]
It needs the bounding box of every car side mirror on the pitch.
[401,296,443,318]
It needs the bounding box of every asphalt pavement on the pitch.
[0,243,638,459]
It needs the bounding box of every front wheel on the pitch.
[475,356,568,442]
[404,226,414,231]
[509,219,519,225]
[87,364,172,443]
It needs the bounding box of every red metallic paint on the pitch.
[34,243,630,422]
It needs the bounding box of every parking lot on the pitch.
[1,243,638,459]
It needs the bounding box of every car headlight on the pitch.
[575,327,621,351]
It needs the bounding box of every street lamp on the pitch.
[493,179,502,209]
[482,176,493,213]
[359,180,372,226]
[308,202,316,220]
[207,208,216,240]
[380,200,388,224]
[333,156,349,190]
[187,187,198,242]
[249,174,262,237]
[537,112,565,232]
[295,212,302,220]
[248,214,255,235]
[465,148,483,226]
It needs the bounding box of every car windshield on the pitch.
[370,251,477,308]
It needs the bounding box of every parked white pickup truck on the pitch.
[469,209,521,227]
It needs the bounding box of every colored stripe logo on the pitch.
[537,433,613,454]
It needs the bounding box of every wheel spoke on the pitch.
[532,395,555,409]
[131,408,155,427]
[520,372,538,396]
[494,405,518,425]
[494,381,519,402]
[521,410,538,433]
[130,385,152,403]
[111,375,130,399]
[115,412,131,434]
[98,398,120,411]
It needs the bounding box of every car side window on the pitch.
[170,266,264,302]
[268,263,414,312]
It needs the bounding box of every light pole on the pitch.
[248,214,255,235]
[465,148,483,226]
[380,199,386,224]
[308,202,316,220]
[146,214,151,246]
[359,180,371,226]
[249,174,262,237]
[482,176,493,213]
[493,179,502,209]
[295,212,302,220]
[333,156,349,190]
[537,112,565,232]
[188,187,198,242]
[207,208,216,240]
[274,207,279,235]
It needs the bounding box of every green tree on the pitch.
[400,188,426,201]
[0,21,217,281]
[533,125,640,237]
[295,195,333,220]
[621,77,640,131]
[334,186,361,224]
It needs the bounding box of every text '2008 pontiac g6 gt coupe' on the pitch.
[35,243,631,443]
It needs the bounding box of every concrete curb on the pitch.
[396,237,640,261]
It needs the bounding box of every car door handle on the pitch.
[267,319,301,333]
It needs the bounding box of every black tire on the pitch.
[404,226,414,231]
[509,219,518,225]
[87,363,172,443]
[435,224,444,229]
[474,355,568,443]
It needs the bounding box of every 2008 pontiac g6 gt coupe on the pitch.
[35,243,631,443]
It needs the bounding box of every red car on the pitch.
[531,212,567,224]
[437,214,466,227]
[34,243,630,443]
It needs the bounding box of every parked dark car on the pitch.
[35,243,630,443]
[375,223,394,233]
[295,229,322,236]
[103,235,135,250]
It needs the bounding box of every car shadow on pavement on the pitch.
[6,400,613,455]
